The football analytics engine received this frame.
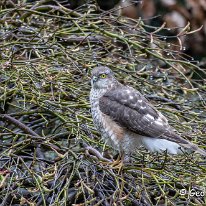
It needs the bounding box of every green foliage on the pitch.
[0,0,205,205]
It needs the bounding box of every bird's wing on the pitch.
[99,85,188,144]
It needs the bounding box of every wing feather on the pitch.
[99,85,188,144]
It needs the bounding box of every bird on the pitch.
[89,66,206,162]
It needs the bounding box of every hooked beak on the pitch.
[92,76,98,83]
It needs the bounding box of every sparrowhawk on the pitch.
[90,66,206,160]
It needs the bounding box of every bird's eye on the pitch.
[100,74,107,78]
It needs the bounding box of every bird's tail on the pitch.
[180,141,206,156]
[165,132,206,156]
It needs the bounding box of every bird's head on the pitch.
[91,66,116,89]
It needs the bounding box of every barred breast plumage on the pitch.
[90,88,124,151]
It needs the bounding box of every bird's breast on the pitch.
[90,94,124,150]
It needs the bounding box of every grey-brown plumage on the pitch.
[90,66,206,157]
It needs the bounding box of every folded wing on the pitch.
[99,85,188,144]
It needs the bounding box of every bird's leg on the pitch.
[100,151,131,172]
[110,152,130,172]
[100,152,121,166]
[111,153,122,166]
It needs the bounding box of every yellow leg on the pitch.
[100,153,130,172]
[108,153,125,173]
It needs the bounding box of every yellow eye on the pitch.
[100,74,107,78]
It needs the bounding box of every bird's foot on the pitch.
[99,154,123,171]
[109,154,129,172]
[111,158,124,173]
[100,153,131,173]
